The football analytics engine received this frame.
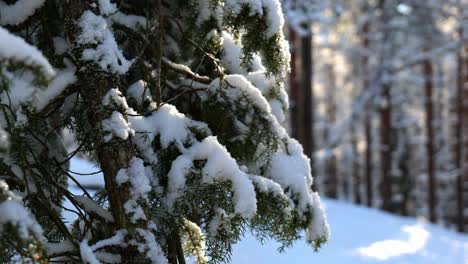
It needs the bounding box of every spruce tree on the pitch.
[0,0,329,263]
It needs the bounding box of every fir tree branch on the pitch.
[162,57,212,84]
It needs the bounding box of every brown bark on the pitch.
[455,48,462,231]
[67,2,134,232]
[424,59,436,223]
[380,83,392,212]
[377,0,394,213]
[324,64,338,198]
[351,125,362,204]
[364,119,373,206]
[66,2,141,260]
[463,44,468,231]
[301,32,317,187]
[167,232,186,264]
[362,3,373,207]
[457,42,468,232]
[289,28,301,140]
[79,75,139,261]
[176,235,186,264]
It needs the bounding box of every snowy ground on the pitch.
[232,200,468,264]
[67,158,468,263]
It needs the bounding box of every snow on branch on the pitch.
[0,26,54,77]
[224,0,285,38]
[0,180,45,258]
[74,196,114,222]
[166,136,258,218]
[0,0,46,26]
[162,57,212,84]
[77,10,132,74]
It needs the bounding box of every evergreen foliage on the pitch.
[0,0,329,263]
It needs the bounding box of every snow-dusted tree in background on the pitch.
[305,0,468,231]
[0,0,329,263]
[281,0,342,191]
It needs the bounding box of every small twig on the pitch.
[164,86,207,105]
[54,160,95,200]
[66,169,102,176]
[162,57,212,84]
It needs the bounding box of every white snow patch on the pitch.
[102,88,129,109]
[357,225,430,260]
[74,196,114,223]
[231,199,468,264]
[166,136,257,218]
[0,180,43,240]
[133,228,168,264]
[0,0,46,26]
[80,239,101,264]
[128,104,210,159]
[98,0,117,15]
[102,111,134,141]
[33,69,77,111]
[0,26,54,76]
[127,80,151,106]
[77,11,132,74]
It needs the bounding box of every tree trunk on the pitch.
[66,2,146,260]
[362,3,373,207]
[79,76,139,261]
[457,42,468,232]
[69,5,132,231]
[324,64,337,198]
[167,232,186,264]
[424,59,436,223]
[301,32,317,187]
[463,44,468,232]
[380,83,392,212]
[456,43,468,231]
[289,28,301,140]
[364,111,373,207]
[351,125,362,204]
